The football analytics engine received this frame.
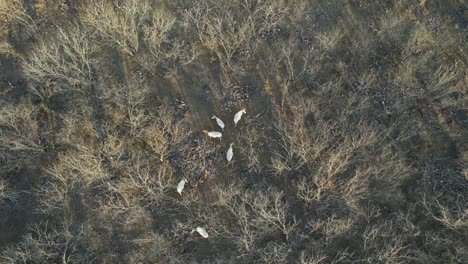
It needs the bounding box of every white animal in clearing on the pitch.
[177,179,187,195]
[212,115,225,130]
[192,226,209,238]
[234,108,246,126]
[203,130,222,140]
[226,143,234,162]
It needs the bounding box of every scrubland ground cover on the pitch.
[0,0,467,263]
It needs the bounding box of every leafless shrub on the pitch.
[93,202,152,233]
[215,183,263,253]
[239,127,263,173]
[317,27,345,51]
[183,4,249,69]
[272,96,336,174]
[258,241,290,263]
[37,107,104,215]
[396,57,462,104]
[111,157,176,206]
[0,179,19,205]
[37,170,72,217]
[324,124,410,212]
[37,145,107,217]
[394,22,437,94]
[0,101,42,171]
[144,102,190,162]
[22,27,95,99]
[404,22,436,57]
[100,81,150,137]
[421,195,467,232]
[51,146,107,185]
[278,90,411,214]
[129,232,184,263]
[215,183,298,258]
[270,155,290,176]
[243,187,298,241]
[0,0,36,30]
[100,134,126,163]
[348,26,378,67]
[78,198,155,263]
[311,140,355,201]
[101,81,190,161]
[299,250,327,264]
[177,188,223,227]
[183,1,288,69]
[278,39,313,106]
[138,7,199,73]
[306,214,355,247]
[142,9,176,60]
[0,222,93,263]
[422,231,468,263]
[300,248,353,264]
[178,135,220,182]
[82,0,150,56]
[296,177,320,207]
[361,222,412,264]
[0,41,19,59]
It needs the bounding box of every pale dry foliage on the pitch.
[0,0,36,29]
[258,241,290,264]
[36,106,102,216]
[361,222,412,264]
[178,136,218,181]
[101,81,152,137]
[307,214,355,247]
[144,102,189,162]
[0,101,42,171]
[395,21,466,104]
[139,7,201,72]
[1,1,466,263]
[49,145,107,185]
[101,81,190,161]
[299,248,353,264]
[217,183,298,247]
[38,145,107,216]
[22,28,95,99]
[142,9,176,60]
[421,195,468,232]
[216,183,265,253]
[299,250,327,264]
[277,38,313,106]
[272,96,335,174]
[106,157,176,207]
[183,1,288,68]
[245,188,298,241]
[316,27,345,51]
[91,201,152,234]
[82,0,150,55]
[239,127,263,173]
[377,13,412,50]
[0,222,92,263]
[129,232,184,263]
[0,179,19,205]
[276,90,412,215]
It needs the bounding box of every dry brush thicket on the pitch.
[0,0,467,263]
